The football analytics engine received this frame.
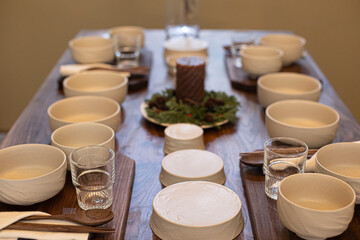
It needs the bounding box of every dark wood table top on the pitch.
[1,29,360,240]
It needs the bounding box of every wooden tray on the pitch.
[224,47,321,92]
[0,152,135,240]
[58,48,152,92]
[240,162,360,239]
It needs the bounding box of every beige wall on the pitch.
[0,0,359,131]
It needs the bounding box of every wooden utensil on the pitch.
[5,222,115,233]
[239,148,318,167]
[23,209,114,226]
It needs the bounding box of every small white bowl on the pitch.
[109,26,145,48]
[164,123,205,154]
[278,173,355,240]
[259,34,306,66]
[63,70,128,104]
[265,100,339,148]
[240,45,283,78]
[69,36,114,64]
[315,142,360,203]
[257,72,322,107]
[51,122,115,170]
[163,37,208,59]
[0,144,67,205]
[160,149,226,187]
[47,95,121,132]
[165,52,208,75]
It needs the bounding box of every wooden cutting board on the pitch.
[240,162,360,239]
[0,152,135,240]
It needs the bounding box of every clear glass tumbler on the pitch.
[113,32,141,68]
[70,145,115,210]
[165,0,200,39]
[263,137,308,200]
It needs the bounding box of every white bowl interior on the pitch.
[52,122,114,148]
[165,124,203,140]
[70,36,113,50]
[261,34,305,46]
[267,101,338,128]
[0,144,65,180]
[280,173,355,211]
[64,71,127,92]
[241,46,282,59]
[317,143,360,179]
[259,73,321,95]
[49,96,119,123]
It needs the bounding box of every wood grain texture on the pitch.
[1,30,360,240]
[240,162,360,240]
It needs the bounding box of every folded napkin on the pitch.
[0,211,88,240]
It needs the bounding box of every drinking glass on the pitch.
[230,31,255,68]
[263,137,308,200]
[165,0,200,39]
[113,32,141,68]
[70,145,115,210]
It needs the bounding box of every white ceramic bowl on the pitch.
[165,52,208,75]
[266,100,339,148]
[0,144,67,205]
[278,173,355,240]
[315,142,360,203]
[150,181,244,240]
[257,72,322,107]
[163,123,205,154]
[51,122,115,170]
[163,37,208,59]
[63,70,128,104]
[259,34,306,66]
[69,36,114,64]
[240,45,283,78]
[160,149,226,187]
[109,26,145,48]
[47,95,121,132]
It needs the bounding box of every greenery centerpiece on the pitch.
[145,89,240,127]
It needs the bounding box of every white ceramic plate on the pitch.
[140,102,228,129]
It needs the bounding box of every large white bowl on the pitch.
[163,37,208,59]
[69,36,114,64]
[315,142,360,203]
[265,100,339,148]
[63,70,128,104]
[109,26,145,48]
[47,95,121,132]
[257,72,322,107]
[278,173,355,240]
[240,45,283,78]
[259,34,306,66]
[51,122,115,170]
[0,144,67,205]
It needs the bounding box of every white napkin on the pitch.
[0,211,89,240]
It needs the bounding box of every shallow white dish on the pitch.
[150,181,243,240]
[0,144,67,205]
[63,70,128,104]
[160,149,226,187]
[163,37,208,59]
[140,102,228,129]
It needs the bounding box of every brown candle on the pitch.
[175,56,205,103]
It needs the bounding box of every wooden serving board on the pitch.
[224,48,322,92]
[0,152,135,240]
[240,162,360,240]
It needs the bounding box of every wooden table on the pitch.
[1,30,360,239]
